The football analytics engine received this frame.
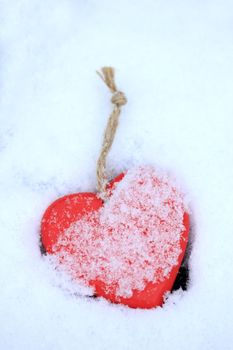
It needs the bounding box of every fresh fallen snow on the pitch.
[0,1,233,350]
[51,166,186,298]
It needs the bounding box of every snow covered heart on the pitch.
[41,166,189,308]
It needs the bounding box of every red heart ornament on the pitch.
[41,167,189,309]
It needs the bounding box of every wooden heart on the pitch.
[41,167,189,309]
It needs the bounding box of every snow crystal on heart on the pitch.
[53,166,186,298]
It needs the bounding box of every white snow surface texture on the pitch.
[0,1,233,349]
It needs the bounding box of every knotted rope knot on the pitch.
[111,91,127,107]
[96,67,127,199]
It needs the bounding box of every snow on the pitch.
[51,166,186,298]
[0,0,233,349]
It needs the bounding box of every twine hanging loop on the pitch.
[96,67,127,199]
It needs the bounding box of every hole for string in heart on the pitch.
[41,166,189,308]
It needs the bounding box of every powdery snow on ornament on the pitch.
[41,166,189,308]
[41,67,190,309]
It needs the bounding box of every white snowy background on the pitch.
[0,1,233,349]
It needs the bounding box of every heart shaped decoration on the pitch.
[41,67,190,308]
[41,166,189,309]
